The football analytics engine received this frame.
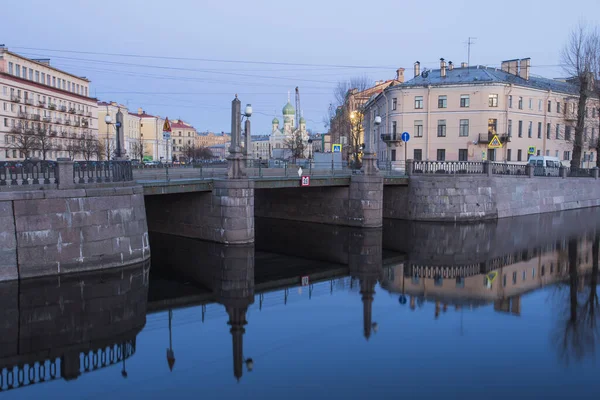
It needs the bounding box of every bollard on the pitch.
[559,166,567,179]
[593,167,599,179]
[166,165,170,182]
[405,159,414,177]
[526,163,534,178]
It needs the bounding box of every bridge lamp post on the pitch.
[374,116,381,169]
[104,107,123,160]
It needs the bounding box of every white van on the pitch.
[528,156,561,176]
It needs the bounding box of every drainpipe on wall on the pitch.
[381,89,389,164]
[426,85,431,160]
[504,84,514,161]
[543,90,551,158]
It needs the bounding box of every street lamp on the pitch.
[104,107,123,160]
[374,116,381,168]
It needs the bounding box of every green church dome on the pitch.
[282,102,295,116]
[299,116,306,124]
[272,117,279,125]
[284,116,293,123]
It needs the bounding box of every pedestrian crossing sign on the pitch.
[528,146,536,155]
[488,135,503,148]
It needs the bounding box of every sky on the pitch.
[1,0,599,134]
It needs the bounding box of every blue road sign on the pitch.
[401,132,410,142]
[163,131,171,140]
[399,295,407,305]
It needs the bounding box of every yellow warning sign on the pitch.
[488,135,503,149]
[163,117,172,132]
[486,271,498,283]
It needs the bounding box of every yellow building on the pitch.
[363,58,600,168]
[196,131,230,148]
[170,119,197,161]
[136,109,166,162]
[0,46,98,160]
[97,102,145,160]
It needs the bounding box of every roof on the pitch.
[1,49,90,82]
[400,65,579,95]
[170,120,196,130]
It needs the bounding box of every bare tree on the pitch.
[283,129,305,163]
[9,122,38,158]
[130,137,145,161]
[80,131,100,161]
[33,124,55,160]
[65,141,80,160]
[561,23,600,171]
[333,75,372,107]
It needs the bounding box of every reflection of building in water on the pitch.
[381,238,595,318]
[0,262,149,391]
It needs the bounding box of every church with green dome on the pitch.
[269,95,309,159]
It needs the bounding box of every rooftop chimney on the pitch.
[396,67,405,83]
[440,58,446,78]
[414,61,420,78]
[448,61,454,71]
[518,58,530,80]
[461,62,468,68]
[501,59,519,75]
[137,107,143,115]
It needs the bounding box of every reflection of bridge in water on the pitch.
[0,262,149,392]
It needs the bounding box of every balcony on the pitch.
[31,114,41,121]
[50,130,58,137]
[60,106,67,112]
[73,120,80,127]
[10,95,21,103]
[43,116,52,123]
[478,133,510,144]
[565,111,577,121]
[55,118,63,124]
[17,111,28,119]
[48,104,57,110]
[77,109,84,115]
[82,119,89,127]
[64,120,71,126]
[381,133,403,144]
[69,108,76,114]
[38,101,46,108]
[25,98,34,105]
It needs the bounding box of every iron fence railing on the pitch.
[0,160,58,186]
[490,162,528,175]
[412,160,485,174]
[73,161,133,184]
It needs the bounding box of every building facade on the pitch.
[196,131,230,148]
[0,46,98,161]
[97,102,144,160]
[363,58,600,167]
[269,98,309,159]
[251,135,270,159]
[170,119,197,161]
[135,109,166,162]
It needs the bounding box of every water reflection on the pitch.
[0,262,149,393]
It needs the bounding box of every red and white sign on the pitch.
[301,276,310,286]
[301,176,310,187]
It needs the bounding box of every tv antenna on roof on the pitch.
[465,37,477,73]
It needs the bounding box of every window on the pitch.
[437,149,446,161]
[29,69,33,80]
[532,268,535,279]
[458,149,468,161]
[52,76,56,86]
[518,120,523,137]
[556,124,561,139]
[3,118,7,127]
[22,66,26,78]
[456,277,465,288]
[565,126,572,141]
[517,149,522,161]
[529,98,533,109]
[557,102,561,113]
[68,82,71,92]
[489,94,499,107]
[15,64,20,77]
[438,95,447,108]
[585,107,589,118]
[564,151,571,160]
[392,98,397,110]
[414,96,423,109]
[518,97,523,109]
[546,150,550,156]
[437,120,446,137]
[594,108,597,118]
[508,95,513,108]
[35,71,39,82]
[413,149,422,160]
[391,149,396,161]
[414,120,423,137]
[47,75,51,85]
[488,119,497,135]
[548,100,552,112]
[528,121,532,138]
[507,149,512,161]
[555,150,559,158]
[460,94,470,107]
[508,119,512,137]
[538,99,542,111]
[512,271,517,284]
[8,62,13,74]
[459,119,469,137]
[392,121,397,135]
[547,123,551,139]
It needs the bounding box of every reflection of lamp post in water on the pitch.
[166,309,175,371]
[121,342,128,378]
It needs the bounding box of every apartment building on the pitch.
[196,131,230,148]
[170,119,197,161]
[0,46,98,160]
[251,135,270,159]
[363,58,600,167]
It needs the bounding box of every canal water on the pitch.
[2,209,600,399]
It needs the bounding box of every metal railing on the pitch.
[0,160,58,186]
[566,167,594,177]
[73,161,133,184]
[412,160,485,174]
[491,162,528,175]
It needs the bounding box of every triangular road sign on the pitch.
[488,135,502,148]
[163,117,172,132]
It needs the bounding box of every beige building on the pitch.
[0,46,98,160]
[251,135,270,159]
[196,131,230,148]
[97,102,144,159]
[363,58,600,168]
[137,110,166,162]
[170,119,197,161]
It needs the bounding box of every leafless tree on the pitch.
[283,129,305,163]
[9,122,39,158]
[65,141,80,160]
[333,75,372,107]
[561,22,600,171]
[130,138,145,161]
[80,131,100,161]
[33,124,55,160]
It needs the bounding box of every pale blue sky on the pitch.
[1,0,598,133]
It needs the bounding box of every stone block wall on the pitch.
[0,186,150,281]
[384,175,600,222]
[254,175,383,228]
[145,179,254,244]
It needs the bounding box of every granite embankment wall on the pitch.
[383,175,600,222]
[0,186,150,281]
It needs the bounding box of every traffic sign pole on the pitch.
[401,132,410,172]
